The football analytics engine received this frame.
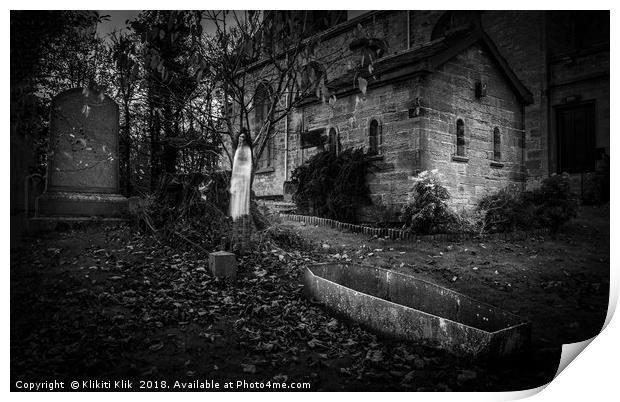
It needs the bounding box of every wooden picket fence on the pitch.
[279,213,550,242]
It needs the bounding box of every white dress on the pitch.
[229,143,252,221]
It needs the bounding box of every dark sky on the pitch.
[97,10,140,38]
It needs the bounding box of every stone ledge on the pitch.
[451,155,469,163]
[31,216,128,222]
[255,167,275,175]
[27,216,130,236]
[36,191,128,218]
[367,154,385,162]
[490,161,505,168]
[373,161,394,171]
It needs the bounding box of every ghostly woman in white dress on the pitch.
[229,132,252,221]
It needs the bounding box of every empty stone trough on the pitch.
[304,263,531,359]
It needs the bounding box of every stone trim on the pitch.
[451,155,469,163]
[367,154,385,162]
[255,167,276,175]
[281,213,550,242]
[241,11,385,74]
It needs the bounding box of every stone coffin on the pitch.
[36,88,127,218]
[304,263,531,359]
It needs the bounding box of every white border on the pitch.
[4,2,617,401]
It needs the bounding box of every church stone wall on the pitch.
[423,44,525,209]
[481,11,549,188]
[250,10,609,219]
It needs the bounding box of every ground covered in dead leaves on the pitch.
[10,206,609,391]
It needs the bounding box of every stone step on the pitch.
[27,216,130,235]
[257,200,296,214]
[31,216,129,222]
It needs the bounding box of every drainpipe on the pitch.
[522,121,526,192]
[300,109,305,164]
[406,11,411,49]
[544,12,553,181]
[284,93,289,182]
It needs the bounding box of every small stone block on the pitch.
[209,251,237,279]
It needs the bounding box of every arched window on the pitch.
[493,127,501,161]
[456,119,465,156]
[328,127,340,155]
[369,119,380,155]
[254,83,275,169]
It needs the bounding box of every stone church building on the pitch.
[247,11,609,218]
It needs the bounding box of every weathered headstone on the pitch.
[36,87,128,218]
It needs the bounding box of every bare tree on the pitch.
[109,31,142,195]
[197,11,351,180]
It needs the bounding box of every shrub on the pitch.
[260,226,314,251]
[400,170,458,234]
[291,148,373,223]
[130,171,233,249]
[370,200,402,228]
[129,170,277,255]
[477,185,534,232]
[530,173,578,231]
[478,173,578,232]
[198,170,231,214]
[582,154,609,205]
[450,208,485,235]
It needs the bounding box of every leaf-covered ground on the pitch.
[10,206,608,391]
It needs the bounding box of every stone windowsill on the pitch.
[490,161,505,168]
[255,166,275,175]
[367,154,385,162]
[451,155,469,163]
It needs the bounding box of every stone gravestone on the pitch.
[36,88,128,218]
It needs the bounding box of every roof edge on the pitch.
[429,29,534,105]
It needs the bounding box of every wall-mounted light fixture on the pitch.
[408,97,423,118]
[564,95,581,104]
